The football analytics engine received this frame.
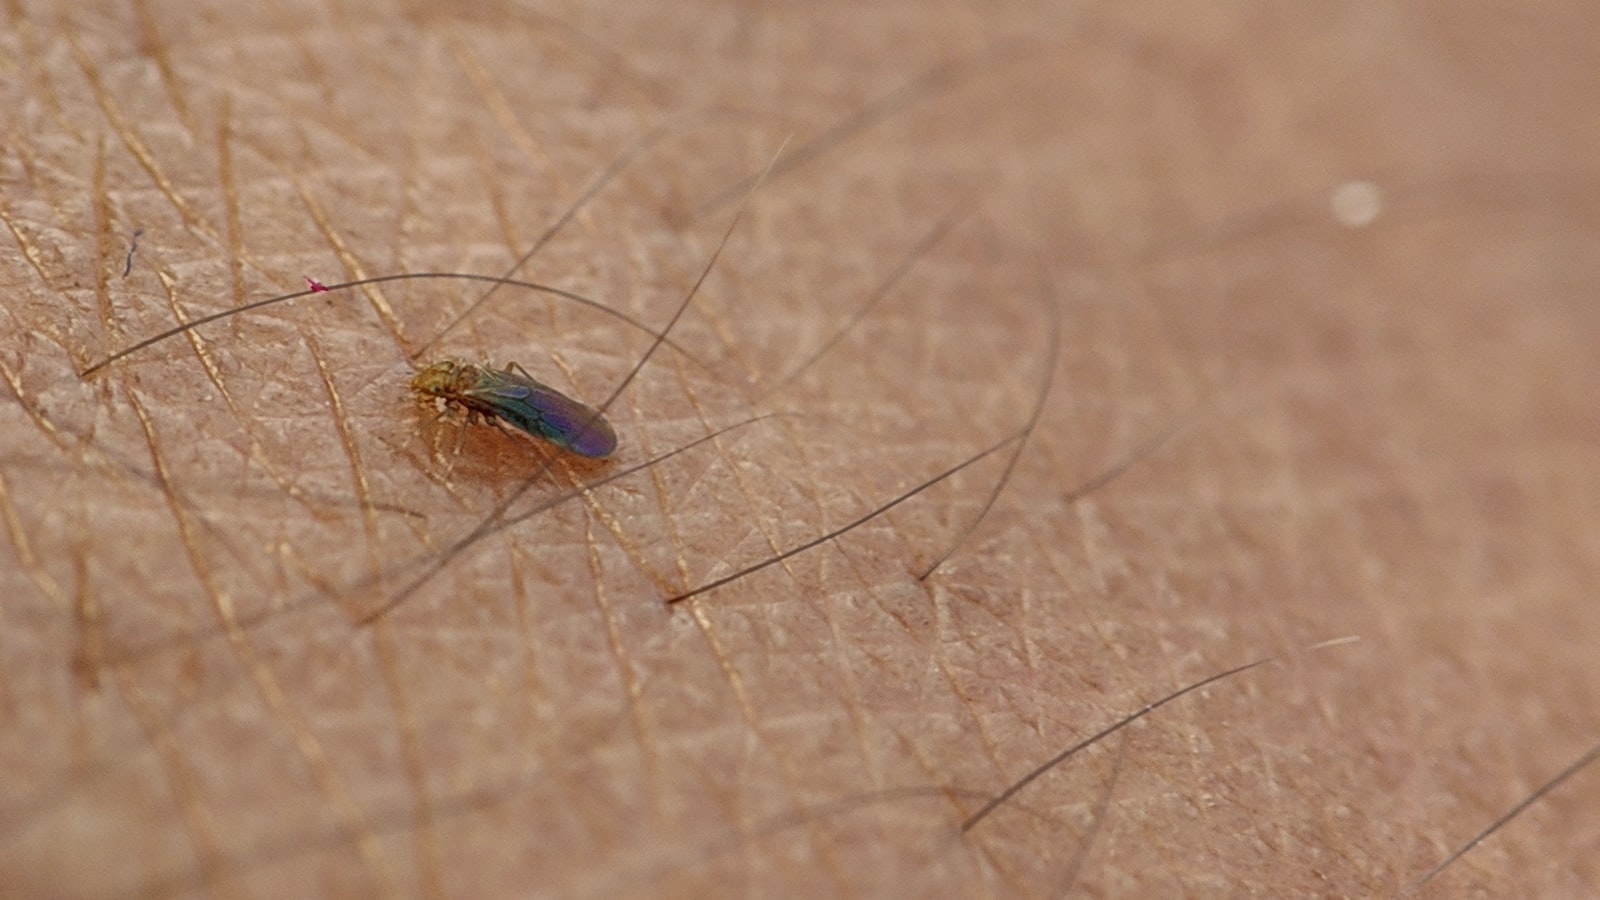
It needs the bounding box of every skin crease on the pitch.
[2,0,1599,897]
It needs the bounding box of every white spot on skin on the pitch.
[1331,180,1383,228]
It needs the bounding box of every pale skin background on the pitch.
[2,1,1598,897]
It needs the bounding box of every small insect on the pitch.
[410,359,618,459]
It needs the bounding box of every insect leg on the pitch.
[443,409,476,478]
[406,405,452,461]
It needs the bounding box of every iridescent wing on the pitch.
[464,367,618,458]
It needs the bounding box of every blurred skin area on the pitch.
[3,1,1599,896]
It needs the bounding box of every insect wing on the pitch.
[467,369,618,458]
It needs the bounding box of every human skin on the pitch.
[3,1,1599,897]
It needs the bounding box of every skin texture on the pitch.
[3,1,1598,897]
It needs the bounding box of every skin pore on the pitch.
[4,1,1599,897]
